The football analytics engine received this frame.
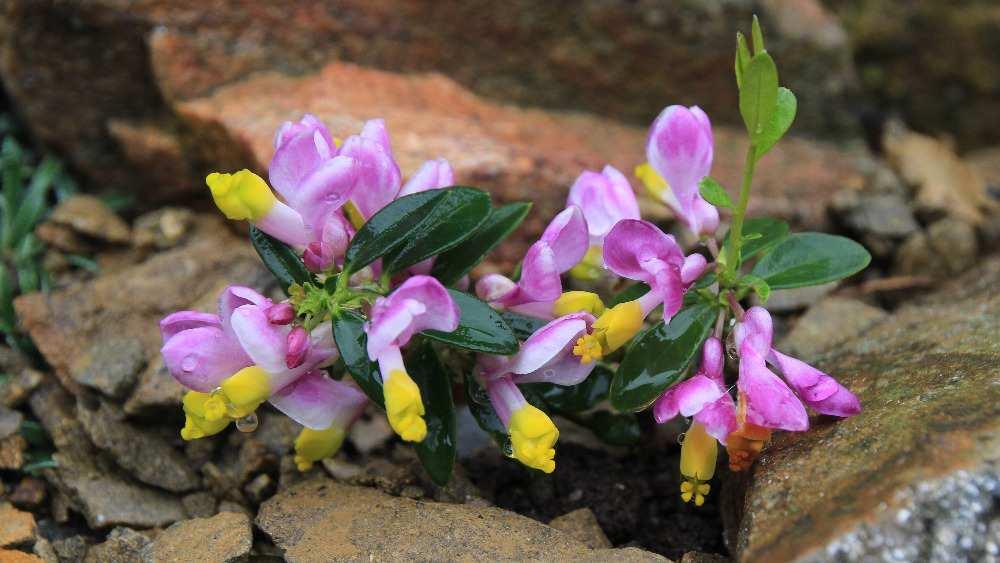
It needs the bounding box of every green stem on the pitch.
[725,144,758,273]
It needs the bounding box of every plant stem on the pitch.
[724,144,758,273]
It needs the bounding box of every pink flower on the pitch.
[475,206,589,319]
[399,158,455,197]
[645,105,719,236]
[365,275,460,442]
[653,337,737,444]
[339,119,402,220]
[566,165,640,248]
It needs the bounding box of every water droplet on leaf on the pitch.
[236,412,259,433]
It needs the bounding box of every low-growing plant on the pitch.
[162,17,869,497]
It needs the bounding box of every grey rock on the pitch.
[841,193,919,238]
[122,357,184,416]
[0,405,24,440]
[131,207,195,250]
[52,535,89,562]
[83,526,152,563]
[756,282,838,313]
[549,507,613,549]
[778,297,888,362]
[76,398,198,493]
[69,336,146,398]
[181,492,217,519]
[0,368,43,408]
[48,195,130,244]
[927,217,978,276]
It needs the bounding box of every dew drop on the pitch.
[543,368,556,379]
[181,355,198,372]
[235,412,259,433]
[677,432,686,445]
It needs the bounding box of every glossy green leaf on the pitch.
[331,312,384,409]
[698,177,734,209]
[755,87,797,158]
[739,52,779,143]
[609,282,651,306]
[721,217,789,266]
[741,274,771,303]
[523,365,613,413]
[407,342,456,486]
[431,202,531,286]
[249,227,313,293]
[499,311,547,341]
[344,190,441,271]
[611,303,717,412]
[382,187,491,273]
[422,290,518,355]
[751,232,871,289]
[463,371,511,452]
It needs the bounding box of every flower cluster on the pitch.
[159,17,867,497]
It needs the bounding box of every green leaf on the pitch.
[751,14,766,55]
[500,311,547,341]
[735,32,751,89]
[431,202,531,286]
[463,371,511,452]
[575,411,641,446]
[422,290,518,355]
[751,232,871,289]
[755,87,797,158]
[611,303,717,412]
[331,312,385,409]
[11,157,58,245]
[407,342,456,486]
[346,187,490,273]
[721,217,789,266]
[741,274,771,302]
[249,227,313,293]
[382,187,491,273]
[739,52,779,143]
[523,364,613,413]
[698,177,734,209]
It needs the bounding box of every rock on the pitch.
[76,398,199,493]
[34,221,94,254]
[83,527,152,563]
[9,477,47,509]
[829,0,1000,150]
[680,553,728,563]
[894,218,979,280]
[32,537,58,563]
[257,479,655,561]
[47,451,186,529]
[0,405,23,439]
[142,512,252,563]
[0,0,857,202]
[243,473,275,504]
[836,193,919,238]
[122,357,185,415]
[883,121,995,224]
[0,434,27,470]
[0,502,37,547]
[181,492,217,519]
[179,61,865,268]
[777,297,888,361]
[0,369,44,407]
[51,536,89,561]
[13,215,271,399]
[131,207,196,251]
[549,508,613,549]
[731,256,1000,562]
[47,195,130,244]
[0,550,44,562]
[69,336,146,398]
[757,282,838,312]
[347,412,394,454]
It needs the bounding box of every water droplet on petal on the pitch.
[677,432,687,445]
[181,355,198,372]
[543,369,556,379]
[235,412,259,433]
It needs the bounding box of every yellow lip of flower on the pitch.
[553,290,606,318]
[635,163,669,200]
[200,366,271,423]
[679,422,718,506]
[384,369,427,442]
[206,170,277,222]
[293,426,347,471]
[572,298,645,363]
[508,404,559,473]
[180,391,231,441]
[568,246,604,282]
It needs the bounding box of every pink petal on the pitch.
[161,326,251,392]
[738,344,808,431]
[768,350,861,417]
[340,121,401,219]
[508,313,594,382]
[475,274,517,303]
[399,158,455,196]
[485,374,526,427]
[646,105,714,207]
[681,253,708,286]
[734,306,774,358]
[269,115,335,201]
[694,394,738,445]
[160,311,220,342]
[700,337,725,384]
[269,370,368,430]
[366,276,459,358]
[516,243,561,303]
[686,196,720,236]
[603,219,684,284]
[566,165,640,244]
[229,304,290,374]
[538,206,589,273]
[218,286,271,337]
[288,155,359,230]
[255,200,310,247]
[652,374,725,423]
